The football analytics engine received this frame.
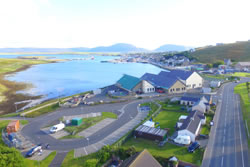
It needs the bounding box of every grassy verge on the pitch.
[62,112,117,139]
[231,72,250,78]
[122,138,204,166]
[234,83,250,149]
[25,103,60,118]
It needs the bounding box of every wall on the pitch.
[186,72,203,89]
[141,80,155,93]
[168,80,186,94]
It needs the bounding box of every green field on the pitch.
[190,41,250,63]
[231,72,250,78]
[62,112,117,139]
[25,103,60,118]
[234,83,250,149]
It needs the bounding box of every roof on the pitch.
[180,96,200,103]
[141,73,181,89]
[125,149,162,167]
[7,120,19,127]
[159,70,194,81]
[181,93,211,102]
[237,62,250,66]
[135,125,167,137]
[179,110,204,134]
[143,121,155,127]
[193,100,206,110]
[117,74,141,91]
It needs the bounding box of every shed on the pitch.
[6,120,20,134]
[143,121,155,128]
[71,118,82,126]
[134,125,167,141]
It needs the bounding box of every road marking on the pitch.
[236,96,245,167]
[233,94,237,167]
[223,136,225,143]
[222,145,225,153]
[221,157,224,167]
[83,147,88,155]
[223,129,226,135]
[92,145,98,151]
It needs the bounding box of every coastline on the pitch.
[0,60,57,115]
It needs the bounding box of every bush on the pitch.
[0,145,25,167]
[83,159,99,167]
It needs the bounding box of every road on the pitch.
[202,79,249,167]
[20,97,165,151]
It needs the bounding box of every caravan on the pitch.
[174,135,191,145]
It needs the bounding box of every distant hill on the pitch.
[89,43,148,52]
[154,44,192,52]
[190,41,250,63]
[0,43,148,53]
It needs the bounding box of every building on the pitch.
[6,120,20,134]
[192,100,207,113]
[235,62,250,71]
[134,125,167,141]
[159,70,203,89]
[180,93,211,106]
[121,149,162,167]
[178,110,206,142]
[210,80,221,88]
[141,73,186,94]
[116,74,155,94]
[224,59,232,66]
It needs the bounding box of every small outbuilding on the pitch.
[6,120,20,134]
[134,125,167,141]
[71,118,82,126]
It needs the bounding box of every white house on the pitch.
[159,70,203,90]
[178,110,205,142]
[210,81,221,88]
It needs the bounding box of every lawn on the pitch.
[200,115,213,135]
[62,112,117,139]
[232,72,250,78]
[0,120,56,167]
[234,83,250,149]
[122,137,204,166]
[25,103,60,118]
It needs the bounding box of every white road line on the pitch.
[236,96,245,167]
[83,147,88,155]
[233,94,237,167]
[223,129,226,135]
[221,157,224,167]
[223,136,225,143]
[92,145,98,151]
[222,145,225,153]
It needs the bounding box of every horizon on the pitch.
[0,0,250,49]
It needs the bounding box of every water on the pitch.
[5,55,164,102]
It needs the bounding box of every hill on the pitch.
[154,44,192,52]
[0,43,148,53]
[89,43,148,52]
[190,41,250,63]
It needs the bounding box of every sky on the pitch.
[0,0,250,50]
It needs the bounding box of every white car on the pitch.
[50,123,65,133]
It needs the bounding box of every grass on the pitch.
[122,137,204,166]
[0,120,56,166]
[231,72,250,78]
[61,150,99,167]
[200,115,213,135]
[25,103,60,118]
[62,112,117,139]
[140,102,159,116]
[234,83,250,149]
[190,41,250,63]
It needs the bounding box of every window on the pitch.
[147,88,150,92]
[176,88,180,91]
[187,85,191,87]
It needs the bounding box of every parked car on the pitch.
[50,123,65,133]
[188,141,200,153]
[25,144,42,157]
[156,88,165,93]
[199,134,209,139]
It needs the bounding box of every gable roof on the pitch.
[181,93,211,103]
[159,70,194,81]
[179,110,204,134]
[117,74,141,91]
[123,149,162,167]
[141,73,182,89]
[193,100,206,110]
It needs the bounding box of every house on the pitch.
[116,74,155,94]
[159,70,203,89]
[141,73,186,94]
[134,125,167,141]
[201,87,211,94]
[176,115,188,128]
[192,100,206,113]
[178,110,206,142]
[121,149,162,167]
[224,59,232,66]
[180,93,212,106]
[235,62,250,71]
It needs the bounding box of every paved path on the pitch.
[48,151,68,167]
[78,118,116,138]
[202,79,249,167]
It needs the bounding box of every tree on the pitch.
[213,60,224,68]
[207,64,213,69]
[0,146,25,167]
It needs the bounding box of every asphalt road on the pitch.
[21,97,165,151]
[202,79,249,167]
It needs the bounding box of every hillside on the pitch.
[89,43,148,52]
[190,41,250,63]
[154,44,192,52]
